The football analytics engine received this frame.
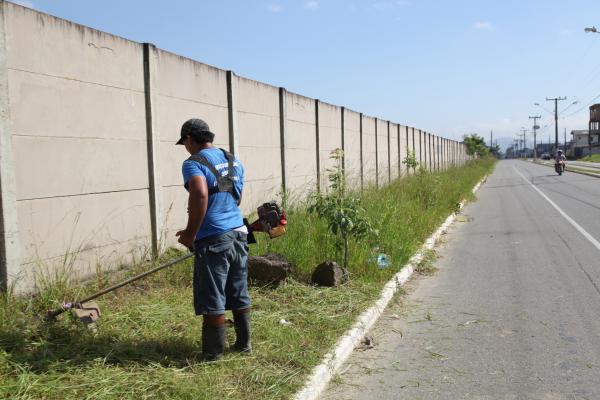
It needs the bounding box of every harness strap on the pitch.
[187,148,238,199]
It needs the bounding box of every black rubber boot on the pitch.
[233,312,251,353]
[202,324,226,361]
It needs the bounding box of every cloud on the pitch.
[12,0,35,8]
[267,3,282,13]
[304,1,319,10]
[474,21,493,31]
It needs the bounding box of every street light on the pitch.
[585,26,598,33]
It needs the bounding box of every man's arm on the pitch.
[176,175,209,250]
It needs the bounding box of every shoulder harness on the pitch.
[187,148,239,200]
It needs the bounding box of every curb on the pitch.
[530,160,600,178]
[292,176,488,400]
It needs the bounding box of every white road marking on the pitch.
[513,165,600,252]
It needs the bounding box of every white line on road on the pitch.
[513,165,600,252]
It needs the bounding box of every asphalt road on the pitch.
[322,160,600,400]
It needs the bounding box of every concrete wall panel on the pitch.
[318,102,342,191]
[17,190,151,270]
[376,119,388,185]
[14,136,148,200]
[285,93,317,198]
[389,122,399,181]
[362,116,377,185]
[343,110,361,185]
[156,50,229,189]
[398,125,407,176]
[8,70,145,140]
[6,3,144,91]
[236,77,282,212]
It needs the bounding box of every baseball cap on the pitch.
[176,118,215,145]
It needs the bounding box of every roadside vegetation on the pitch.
[0,157,495,400]
[579,154,600,162]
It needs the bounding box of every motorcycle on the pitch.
[554,160,565,176]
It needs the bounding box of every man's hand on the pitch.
[176,229,196,251]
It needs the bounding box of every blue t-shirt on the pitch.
[182,147,245,240]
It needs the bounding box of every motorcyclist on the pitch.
[555,150,566,174]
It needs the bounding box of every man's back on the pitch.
[182,147,245,240]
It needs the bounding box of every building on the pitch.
[570,129,600,158]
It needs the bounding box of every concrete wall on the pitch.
[389,122,399,181]
[4,3,151,290]
[155,48,230,250]
[362,116,377,186]
[376,118,388,186]
[285,92,317,200]
[398,125,408,176]
[343,109,361,185]
[235,77,282,211]
[0,2,471,291]
[317,101,342,192]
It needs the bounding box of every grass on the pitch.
[0,158,495,400]
[578,154,600,163]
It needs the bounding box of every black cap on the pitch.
[176,118,215,145]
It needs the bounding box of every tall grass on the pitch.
[0,158,495,400]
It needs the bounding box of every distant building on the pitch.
[588,104,600,155]
[570,129,600,158]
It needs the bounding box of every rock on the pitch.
[311,261,348,287]
[248,253,293,283]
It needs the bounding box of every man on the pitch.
[555,149,566,173]
[176,118,251,361]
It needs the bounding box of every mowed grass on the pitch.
[0,158,495,400]
[579,154,600,162]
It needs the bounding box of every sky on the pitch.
[11,0,600,150]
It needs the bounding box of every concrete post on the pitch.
[0,1,19,291]
[142,43,162,258]
[428,133,432,171]
[406,126,414,174]
[374,118,379,188]
[406,126,414,175]
[397,124,401,177]
[437,136,440,171]
[278,88,288,195]
[341,106,345,173]
[226,71,239,157]
[359,113,364,191]
[315,99,321,192]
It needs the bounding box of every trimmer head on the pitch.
[70,301,101,325]
[46,301,101,325]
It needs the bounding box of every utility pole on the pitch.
[490,130,493,155]
[520,128,528,158]
[546,96,567,154]
[564,127,567,153]
[529,115,541,159]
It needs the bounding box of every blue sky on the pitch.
[12,0,600,149]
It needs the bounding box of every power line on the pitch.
[562,92,600,118]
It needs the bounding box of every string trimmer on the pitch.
[46,201,287,324]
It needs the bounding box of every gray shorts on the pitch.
[193,230,250,315]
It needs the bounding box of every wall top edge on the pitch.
[5,1,451,140]
[154,47,227,76]
[235,74,280,92]
[6,1,142,49]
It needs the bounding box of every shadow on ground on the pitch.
[0,321,202,373]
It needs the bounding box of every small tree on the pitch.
[402,150,418,172]
[308,149,376,269]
